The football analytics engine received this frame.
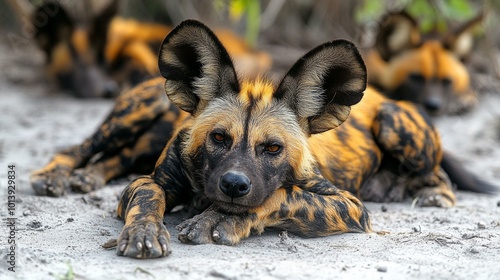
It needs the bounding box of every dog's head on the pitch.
[159,20,366,214]
[365,11,482,116]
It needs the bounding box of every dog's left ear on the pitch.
[275,40,367,134]
[444,12,483,61]
[158,20,239,115]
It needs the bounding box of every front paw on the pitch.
[176,208,250,245]
[413,170,456,208]
[30,167,71,197]
[117,220,171,259]
[69,168,105,193]
[415,189,455,208]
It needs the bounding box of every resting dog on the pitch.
[31,1,270,97]
[364,11,498,194]
[364,11,482,116]
[32,20,460,258]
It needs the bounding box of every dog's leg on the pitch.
[411,168,456,207]
[115,176,171,258]
[372,101,456,207]
[177,179,371,245]
[68,153,125,193]
[115,132,194,258]
[30,78,169,196]
[31,142,94,196]
[69,107,186,193]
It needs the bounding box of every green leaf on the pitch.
[229,0,246,21]
[244,0,260,47]
[355,0,385,24]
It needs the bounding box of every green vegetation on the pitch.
[214,0,260,47]
[356,0,479,32]
[51,261,74,280]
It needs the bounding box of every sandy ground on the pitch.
[1,38,500,280]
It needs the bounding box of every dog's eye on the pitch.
[265,144,282,155]
[212,133,225,143]
[442,78,452,88]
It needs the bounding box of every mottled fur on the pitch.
[30,77,188,196]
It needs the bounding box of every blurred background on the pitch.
[1,0,499,89]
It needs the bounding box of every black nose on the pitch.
[424,99,441,112]
[219,171,251,198]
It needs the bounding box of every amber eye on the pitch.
[265,144,282,155]
[212,133,225,143]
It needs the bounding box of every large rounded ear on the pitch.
[444,12,483,61]
[158,20,240,115]
[274,40,367,134]
[33,1,74,59]
[375,11,421,61]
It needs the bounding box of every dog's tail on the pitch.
[441,151,499,194]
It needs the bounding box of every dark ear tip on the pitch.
[158,19,231,78]
[177,19,207,27]
[35,1,62,14]
[173,19,214,35]
[158,19,209,78]
[159,19,211,49]
[311,39,364,61]
[329,39,356,46]
[34,1,73,37]
[326,39,367,71]
[324,39,362,54]
[319,39,355,50]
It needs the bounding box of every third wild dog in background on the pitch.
[363,11,498,194]
[30,1,270,98]
[364,11,483,116]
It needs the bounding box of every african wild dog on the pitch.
[32,1,270,98]
[364,11,482,116]
[31,20,460,258]
[364,11,498,194]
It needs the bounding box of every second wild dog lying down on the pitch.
[32,1,271,97]
[32,20,460,258]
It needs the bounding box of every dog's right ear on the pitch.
[444,12,483,61]
[158,20,240,115]
[274,40,367,134]
[33,1,74,59]
[375,11,421,61]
